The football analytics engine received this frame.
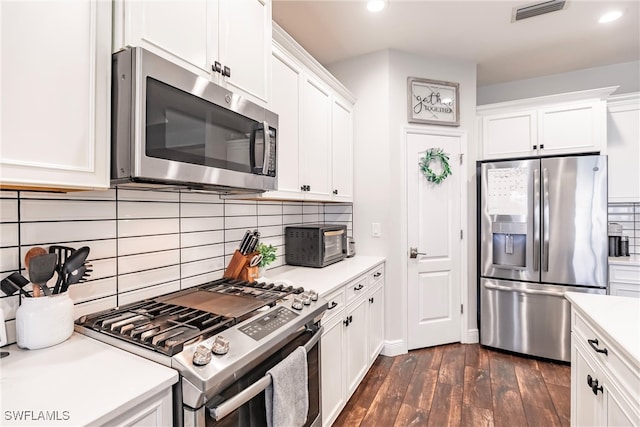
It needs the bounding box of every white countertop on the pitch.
[565,292,640,365]
[609,255,640,267]
[265,255,386,296]
[0,333,178,426]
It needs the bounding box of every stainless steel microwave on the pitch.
[285,224,348,268]
[111,47,277,193]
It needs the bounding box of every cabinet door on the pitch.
[538,101,606,156]
[368,284,385,363]
[269,47,303,199]
[331,97,354,201]
[481,110,537,160]
[321,315,345,427]
[607,99,640,202]
[607,389,639,427]
[301,75,332,200]
[120,0,209,73]
[572,339,606,426]
[0,0,111,191]
[218,0,270,104]
[345,298,368,395]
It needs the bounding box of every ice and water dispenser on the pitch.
[491,221,527,269]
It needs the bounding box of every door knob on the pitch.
[409,247,426,258]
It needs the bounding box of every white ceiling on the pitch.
[272,0,640,86]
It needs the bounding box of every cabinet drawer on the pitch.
[573,311,640,401]
[610,265,640,284]
[322,288,345,323]
[346,276,368,305]
[369,264,385,286]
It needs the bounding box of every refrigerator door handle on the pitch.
[542,168,550,272]
[533,169,540,272]
[484,282,565,298]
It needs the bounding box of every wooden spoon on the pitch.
[24,246,47,297]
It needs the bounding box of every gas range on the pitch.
[75,277,327,425]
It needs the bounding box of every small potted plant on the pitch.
[256,243,277,276]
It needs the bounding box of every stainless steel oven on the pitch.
[196,323,322,427]
[111,47,278,194]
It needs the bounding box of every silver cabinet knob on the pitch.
[192,344,212,366]
[212,336,230,355]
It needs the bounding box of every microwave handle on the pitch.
[249,122,261,174]
[262,121,271,175]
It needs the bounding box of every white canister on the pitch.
[16,293,74,350]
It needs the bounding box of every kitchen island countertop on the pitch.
[0,333,178,426]
[265,255,386,297]
[565,292,640,366]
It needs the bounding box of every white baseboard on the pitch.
[381,339,406,357]
[463,329,479,344]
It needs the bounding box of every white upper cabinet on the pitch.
[0,0,111,191]
[478,87,616,160]
[301,74,333,200]
[331,97,354,201]
[607,93,640,203]
[115,0,270,105]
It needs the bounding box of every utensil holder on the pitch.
[16,293,74,350]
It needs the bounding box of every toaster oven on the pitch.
[285,224,347,268]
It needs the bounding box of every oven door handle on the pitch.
[207,325,324,422]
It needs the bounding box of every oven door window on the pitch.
[145,77,268,175]
[206,329,320,427]
[323,230,345,262]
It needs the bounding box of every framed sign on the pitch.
[407,77,459,126]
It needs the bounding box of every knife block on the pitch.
[223,250,248,279]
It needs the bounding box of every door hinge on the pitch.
[461,304,464,314]
[460,229,463,240]
[459,153,464,165]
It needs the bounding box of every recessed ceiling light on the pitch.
[599,10,623,23]
[367,0,385,13]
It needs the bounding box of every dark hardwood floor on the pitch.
[333,343,571,427]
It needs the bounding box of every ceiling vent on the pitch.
[513,0,567,21]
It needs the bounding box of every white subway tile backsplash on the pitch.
[74,297,117,320]
[609,202,639,255]
[118,234,180,256]
[0,189,353,345]
[21,220,117,245]
[119,280,181,305]
[181,243,225,263]
[118,218,180,238]
[181,217,225,233]
[224,216,258,230]
[68,277,117,304]
[181,230,224,248]
[181,202,224,218]
[225,202,257,216]
[0,247,20,272]
[0,224,19,247]
[21,199,116,221]
[118,266,180,293]
[0,199,18,222]
[117,189,178,202]
[0,295,19,319]
[118,249,180,275]
[117,201,179,219]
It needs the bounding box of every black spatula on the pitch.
[27,253,57,296]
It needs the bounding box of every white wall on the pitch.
[478,60,640,105]
[329,49,478,352]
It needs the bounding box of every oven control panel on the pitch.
[239,307,299,341]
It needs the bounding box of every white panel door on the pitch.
[482,110,537,159]
[122,0,209,73]
[538,101,606,156]
[345,298,368,395]
[320,315,345,427]
[331,97,353,201]
[270,47,302,198]
[301,75,331,200]
[407,130,463,350]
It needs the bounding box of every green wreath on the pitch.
[419,148,452,184]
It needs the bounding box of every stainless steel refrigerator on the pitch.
[478,154,608,362]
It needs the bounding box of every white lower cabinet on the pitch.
[570,309,640,426]
[320,263,385,426]
[609,263,640,298]
[104,387,173,426]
